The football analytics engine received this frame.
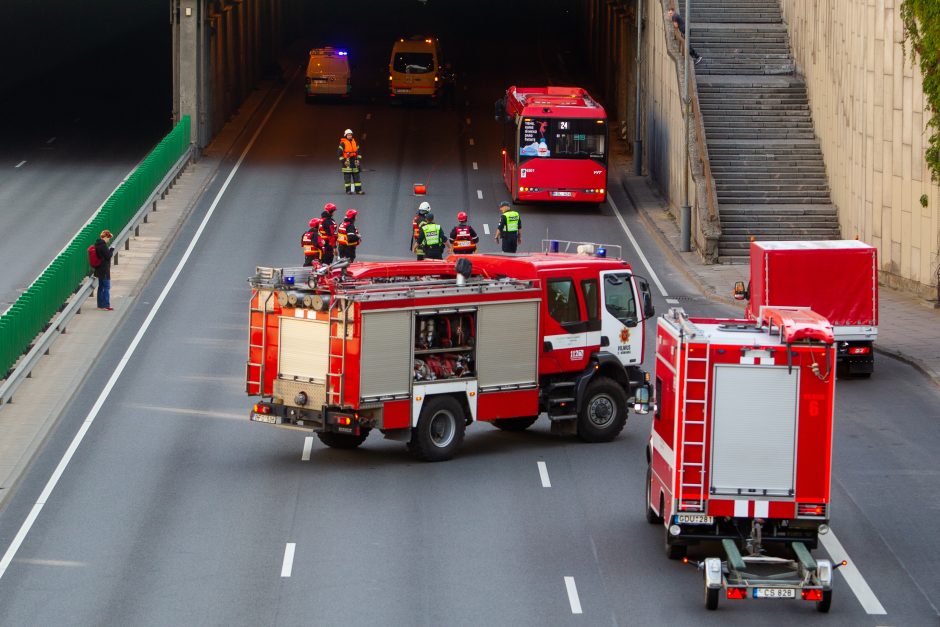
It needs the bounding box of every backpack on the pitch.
[88,244,102,268]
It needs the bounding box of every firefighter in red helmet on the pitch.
[337,208,362,261]
[449,210,479,255]
[318,203,338,264]
[301,217,322,266]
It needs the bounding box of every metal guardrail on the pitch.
[0,118,193,405]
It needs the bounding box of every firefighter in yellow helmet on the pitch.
[338,129,364,195]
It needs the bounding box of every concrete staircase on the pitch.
[687,0,840,262]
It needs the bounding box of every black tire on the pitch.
[316,429,370,449]
[492,416,538,432]
[816,590,832,613]
[409,396,466,462]
[577,376,628,443]
[665,525,687,560]
[645,466,663,524]
[705,586,719,611]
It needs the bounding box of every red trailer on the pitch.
[735,240,878,376]
[647,306,842,611]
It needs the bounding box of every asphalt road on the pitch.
[0,3,939,625]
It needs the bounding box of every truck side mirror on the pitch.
[638,278,655,319]
[733,280,749,301]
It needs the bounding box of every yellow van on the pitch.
[305,47,351,101]
[388,36,443,100]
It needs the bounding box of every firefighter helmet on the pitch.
[457,211,468,222]
[309,217,321,228]
[343,128,354,136]
[345,208,358,219]
[323,202,337,213]
[418,201,431,213]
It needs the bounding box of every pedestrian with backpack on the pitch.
[89,229,115,310]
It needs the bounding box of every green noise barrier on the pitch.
[0,116,191,379]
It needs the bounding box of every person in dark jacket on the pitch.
[668,8,703,64]
[94,229,115,310]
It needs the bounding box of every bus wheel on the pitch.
[317,429,370,449]
[492,416,538,431]
[410,396,466,462]
[577,377,628,442]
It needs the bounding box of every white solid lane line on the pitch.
[301,437,313,461]
[472,161,478,170]
[476,190,483,200]
[819,532,887,615]
[15,160,26,168]
[606,194,669,298]
[281,543,296,577]
[469,138,475,146]
[537,461,551,487]
[0,67,297,582]
[483,223,490,235]
[564,577,583,614]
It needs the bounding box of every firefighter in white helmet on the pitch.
[411,201,432,260]
[338,129,364,194]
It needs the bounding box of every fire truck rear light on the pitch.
[848,346,870,355]
[801,589,823,601]
[797,503,827,517]
[337,416,352,426]
[253,404,271,414]
[726,587,747,600]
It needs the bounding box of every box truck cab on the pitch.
[305,47,351,100]
[389,36,442,100]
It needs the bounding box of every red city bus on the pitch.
[496,86,608,204]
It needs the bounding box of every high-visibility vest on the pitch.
[339,137,359,159]
[421,222,443,247]
[337,221,360,247]
[503,210,520,233]
[452,224,476,252]
[302,228,320,256]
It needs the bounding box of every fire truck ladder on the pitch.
[325,298,351,406]
[678,341,711,513]
[247,289,273,395]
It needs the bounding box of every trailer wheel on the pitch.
[577,377,628,443]
[409,396,466,462]
[492,416,538,431]
[705,585,719,611]
[816,590,832,613]
[665,526,687,560]
[645,466,663,524]
[317,429,370,450]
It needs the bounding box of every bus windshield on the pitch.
[518,118,606,161]
[394,53,434,74]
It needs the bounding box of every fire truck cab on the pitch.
[246,244,655,461]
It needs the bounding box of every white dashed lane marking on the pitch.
[476,190,483,200]
[483,223,490,235]
[46,137,56,145]
[365,113,372,120]
[466,117,472,125]
[15,160,26,168]
[564,577,583,614]
[472,161,478,170]
[281,543,296,577]
[537,461,551,487]
[666,298,680,305]
[469,138,475,146]
[301,437,313,461]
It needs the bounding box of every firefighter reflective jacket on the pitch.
[301,228,321,257]
[319,215,337,247]
[338,138,360,171]
[337,220,361,247]
[412,215,428,250]
[450,224,479,253]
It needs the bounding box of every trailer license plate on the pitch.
[677,514,714,525]
[251,412,277,424]
[753,588,796,599]
[551,191,573,197]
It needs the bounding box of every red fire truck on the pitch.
[734,240,879,377]
[648,306,842,611]
[247,243,654,461]
[495,86,608,204]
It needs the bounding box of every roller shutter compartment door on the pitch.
[477,301,539,388]
[360,311,413,398]
[279,318,329,381]
[710,365,798,496]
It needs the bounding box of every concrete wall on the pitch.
[781,0,940,298]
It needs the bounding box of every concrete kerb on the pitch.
[618,171,940,389]
[0,81,282,511]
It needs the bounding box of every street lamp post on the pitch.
[680,0,692,252]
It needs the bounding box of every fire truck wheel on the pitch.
[816,590,832,613]
[492,416,538,431]
[645,467,663,524]
[577,377,628,443]
[316,429,371,450]
[705,585,719,611]
[665,527,687,560]
[410,396,466,462]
